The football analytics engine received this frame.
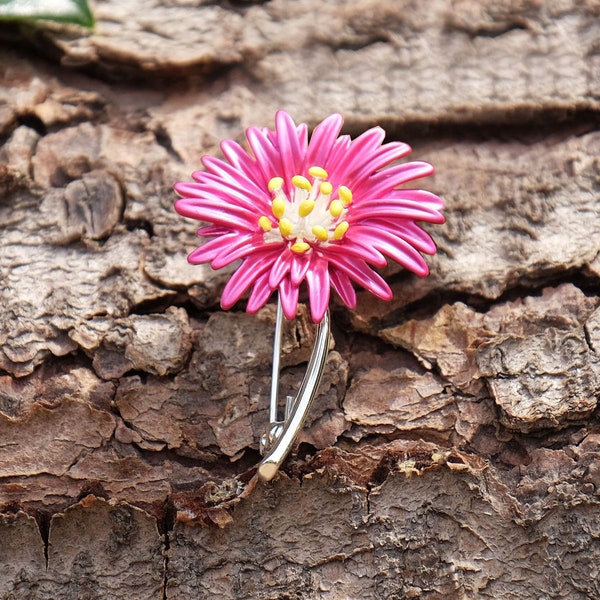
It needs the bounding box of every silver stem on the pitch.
[258,296,330,481]
[269,296,285,424]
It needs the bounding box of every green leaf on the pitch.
[0,0,95,28]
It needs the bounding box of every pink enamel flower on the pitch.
[174,111,444,323]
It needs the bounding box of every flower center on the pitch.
[258,166,353,254]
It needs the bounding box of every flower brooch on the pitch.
[175,111,444,480]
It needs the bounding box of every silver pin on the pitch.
[258,295,330,481]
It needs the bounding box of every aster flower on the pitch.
[174,111,444,323]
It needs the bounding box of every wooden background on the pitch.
[0,0,599,598]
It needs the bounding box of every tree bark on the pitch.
[0,0,599,598]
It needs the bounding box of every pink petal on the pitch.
[188,233,239,264]
[184,190,258,215]
[220,139,267,188]
[347,142,412,185]
[174,198,257,231]
[211,233,272,269]
[350,201,445,225]
[329,127,385,185]
[197,157,268,197]
[290,254,311,286]
[275,111,307,181]
[350,226,429,277]
[189,178,270,213]
[268,249,293,288]
[196,225,231,237]
[361,219,438,255]
[264,125,278,145]
[246,270,275,313]
[279,277,300,320]
[305,256,330,322]
[324,239,388,268]
[196,156,244,185]
[353,161,435,197]
[221,252,276,309]
[304,113,344,170]
[322,134,352,175]
[326,254,392,301]
[174,181,201,195]
[246,126,284,182]
[388,189,445,211]
[175,181,256,212]
[330,267,357,308]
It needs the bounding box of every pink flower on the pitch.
[174,111,444,323]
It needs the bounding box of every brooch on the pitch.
[175,111,444,480]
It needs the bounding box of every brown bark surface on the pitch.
[0,0,599,598]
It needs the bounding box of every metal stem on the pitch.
[269,296,285,424]
[258,296,330,481]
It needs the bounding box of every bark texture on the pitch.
[0,0,599,598]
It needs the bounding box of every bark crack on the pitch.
[161,497,175,600]
[35,511,51,570]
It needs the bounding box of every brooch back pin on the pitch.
[175,111,444,481]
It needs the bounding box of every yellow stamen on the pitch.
[291,175,312,191]
[258,216,272,232]
[272,196,286,218]
[329,199,344,218]
[339,185,353,206]
[320,181,333,196]
[298,199,316,217]
[291,241,311,253]
[268,177,284,191]
[308,166,328,179]
[279,218,293,237]
[333,221,349,240]
[312,225,329,242]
